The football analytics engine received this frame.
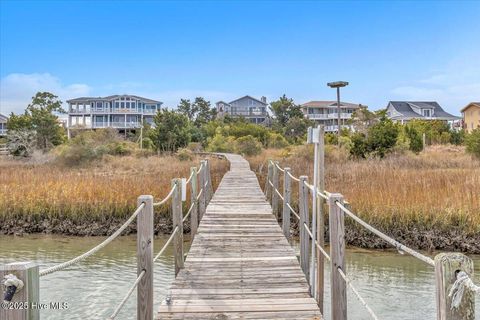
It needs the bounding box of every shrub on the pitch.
[186,142,203,152]
[267,132,289,149]
[465,129,480,158]
[350,133,367,158]
[450,130,465,145]
[206,134,235,153]
[55,129,137,166]
[234,135,262,156]
[7,129,37,157]
[176,148,194,161]
[325,133,337,145]
[405,126,423,154]
[338,136,353,152]
[366,118,399,157]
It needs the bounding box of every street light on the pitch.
[327,81,349,142]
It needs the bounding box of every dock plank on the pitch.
[157,154,322,319]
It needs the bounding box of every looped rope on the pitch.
[449,271,480,309]
[153,184,177,207]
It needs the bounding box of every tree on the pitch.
[348,106,379,134]
[177,97,217,127]
[465,128,480,159]
[366,117,399,157]
[283,117,312,143]
[269,95,304,128]
[150,110,191,152]
[6,92,66,152]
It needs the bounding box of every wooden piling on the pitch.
[198,161,207,221]
[137,195,154,320]
[265,160,273,201]
[190,167,198,238]
[172,179,184,276]
[316,124,325,311]
[282,167,292,239]
[435,253,475,320]
[328,193,347,320]
[272,161,280,217]
[0,262,39,320]
[299,175,310,280]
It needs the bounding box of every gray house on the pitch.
[67,94,162,138]
[0,113,8,136]
[216,95,269,124]
[386,101,460,124]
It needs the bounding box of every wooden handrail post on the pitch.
[265,160,273,201]
[272,161,280,218]
[205,159,213,204]
[198,161,207,221]
[316,124,325,311]
[171,179,184,276]
[137,195,154,320]
[328,193,347,320]
[190,167,198,239]
[282,167,292,239]
[0,262,39,320]
[435,253,475,320]
[299,176,310,280]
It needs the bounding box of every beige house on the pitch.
[461,102,480,133]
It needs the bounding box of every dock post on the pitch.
[265,160,273,201]
[299,175,310,280]
[205,159,213,203]
[434,253,475,320]
[137,195,154,320]
[190,167,198,238]
[282,167,292,239]
[316,124,326,311]
[198,161,207,221]
[0,262,39,320]
[272,161,280,217]
[172,179,184,276]
[328,193,347,320]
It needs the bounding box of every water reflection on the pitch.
[1,235,479,320]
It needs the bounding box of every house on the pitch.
[300,101,361,132]
[216,95,269,124]
[0,113,8,136]
[386,101,460,124]
[461,102,480,133]
[66,95,162,138]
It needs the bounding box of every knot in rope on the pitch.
[448,271,480,309]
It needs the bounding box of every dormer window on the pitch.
[422,109,432,117]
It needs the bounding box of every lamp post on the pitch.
[327,81,349,142]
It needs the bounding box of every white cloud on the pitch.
[0,73,91,115]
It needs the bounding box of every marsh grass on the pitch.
[0,155,228,223]
[248,145,480,234]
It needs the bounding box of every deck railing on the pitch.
[0,158,217,320]
[265,154,479,320]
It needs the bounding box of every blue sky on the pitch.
[1,0,479,115]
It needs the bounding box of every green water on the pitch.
[1,235,479,320]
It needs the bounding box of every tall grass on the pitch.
[248,145,480,235]
[0,155,228,223]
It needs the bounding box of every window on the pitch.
[423,109,431,117]
[121,102,125,108]
[115,102,120,109]
[126,102,130,108]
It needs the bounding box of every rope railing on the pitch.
[108,270,146,319]
[287,203,300,220]
[274,188,284,201]
[335,201,435,267]
[39,203,145,277]
[183,203,195,223]
[153,184,177,207]
[153,226,179,263]
[287,170,300,182]
[185,170,195,184]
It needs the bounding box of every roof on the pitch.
[228,95,268,106]
[216,100,231,106]
[67,94,162,104]
[301,101,360,109]
[461,102,480,112]
[0,113,8,122]
[388,101,460,120]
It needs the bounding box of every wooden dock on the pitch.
[158,154,322,319]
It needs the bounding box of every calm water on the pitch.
[1,235,479,320]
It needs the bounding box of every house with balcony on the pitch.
[386,101,460,124]
[0,113,8,136]
[461,102,480,133]
[300,101,361,132]
[66,95,162,138]
[216,95,269,124]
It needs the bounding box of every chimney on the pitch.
[261,96,267,104]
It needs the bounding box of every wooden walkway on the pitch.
[158,154,322,319]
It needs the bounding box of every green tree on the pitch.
[7,92,66,152]
[150,109,191,152]
[465,128,480,159]
[350,133,368,158]
[269,95,304,128]
[283,117,312,143]
[177,97,216,127]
